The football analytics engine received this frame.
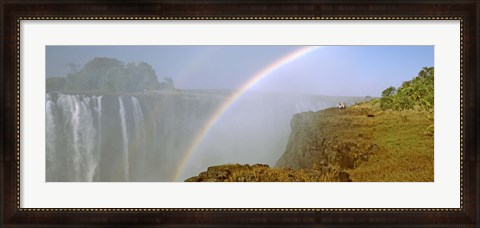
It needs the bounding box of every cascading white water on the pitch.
[131,97,146,162]
[54,94,98,181]
[45,94,57,179]
[118,96,130,181]
[79,96,97,181]
[93,96,102,181]
[47,93,144,181]
[63,95,80,180]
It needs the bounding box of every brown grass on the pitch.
[346,102,434,182]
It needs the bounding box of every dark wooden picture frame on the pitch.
[1,0,478,227]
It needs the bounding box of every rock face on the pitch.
[185,164,270,182]
[186,106,383,182]
[275,108,379,173]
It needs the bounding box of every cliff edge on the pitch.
[275,107,379,170]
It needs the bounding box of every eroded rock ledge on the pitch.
[185,164,352,182]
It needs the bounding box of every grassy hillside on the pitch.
[335,101,433,181]
[274,100,433,182]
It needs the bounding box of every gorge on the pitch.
[46,90,365,182]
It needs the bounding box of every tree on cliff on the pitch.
[46,57,174,93]
[379,86,396,110]
[380,67,434,112]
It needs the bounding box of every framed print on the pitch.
[1,0,478,227]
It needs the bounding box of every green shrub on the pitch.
[380,67,433,113]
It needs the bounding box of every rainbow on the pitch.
[172,46,321,181]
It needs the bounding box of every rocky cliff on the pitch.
[275,107,379,171]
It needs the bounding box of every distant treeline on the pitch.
[46,57,174,93]
[380,67,434,112]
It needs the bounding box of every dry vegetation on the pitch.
[341,100,433,181]
[185,164,352,182]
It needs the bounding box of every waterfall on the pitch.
[53,94,98,181]
[58,94,82,180]
[94,96,102,181]
[46,93,138,181]
[131,97,144,141]
[80,96,97,181]
[45,94,57,180]
[131,97,146,159]
[118,96,129,181]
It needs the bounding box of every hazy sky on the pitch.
[46,46,433,97]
